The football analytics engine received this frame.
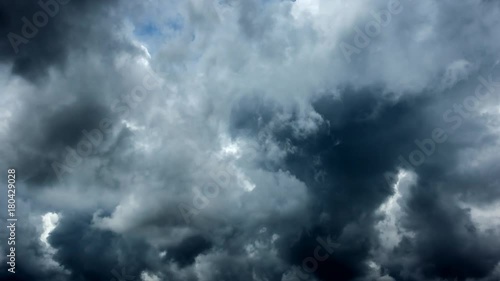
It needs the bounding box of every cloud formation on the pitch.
[1,0,500,281]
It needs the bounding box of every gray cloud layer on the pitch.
[1,1,500,281]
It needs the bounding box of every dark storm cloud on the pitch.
[0,0,126,81]
[0,204,66,281]
[48,213,157,281]
[230,88,436,281]
[165,235,212,267]
[386,183,500,281]
[380,78,500,280]
[4,94,139,190]
[0,0,149,187]
[229,67,500,280]
[10,100,110,184]
[3,0,500,281]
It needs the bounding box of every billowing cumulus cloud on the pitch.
[1,0,500,281]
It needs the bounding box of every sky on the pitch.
[1,0,500,281]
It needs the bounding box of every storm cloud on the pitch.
[1,0,500,281]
